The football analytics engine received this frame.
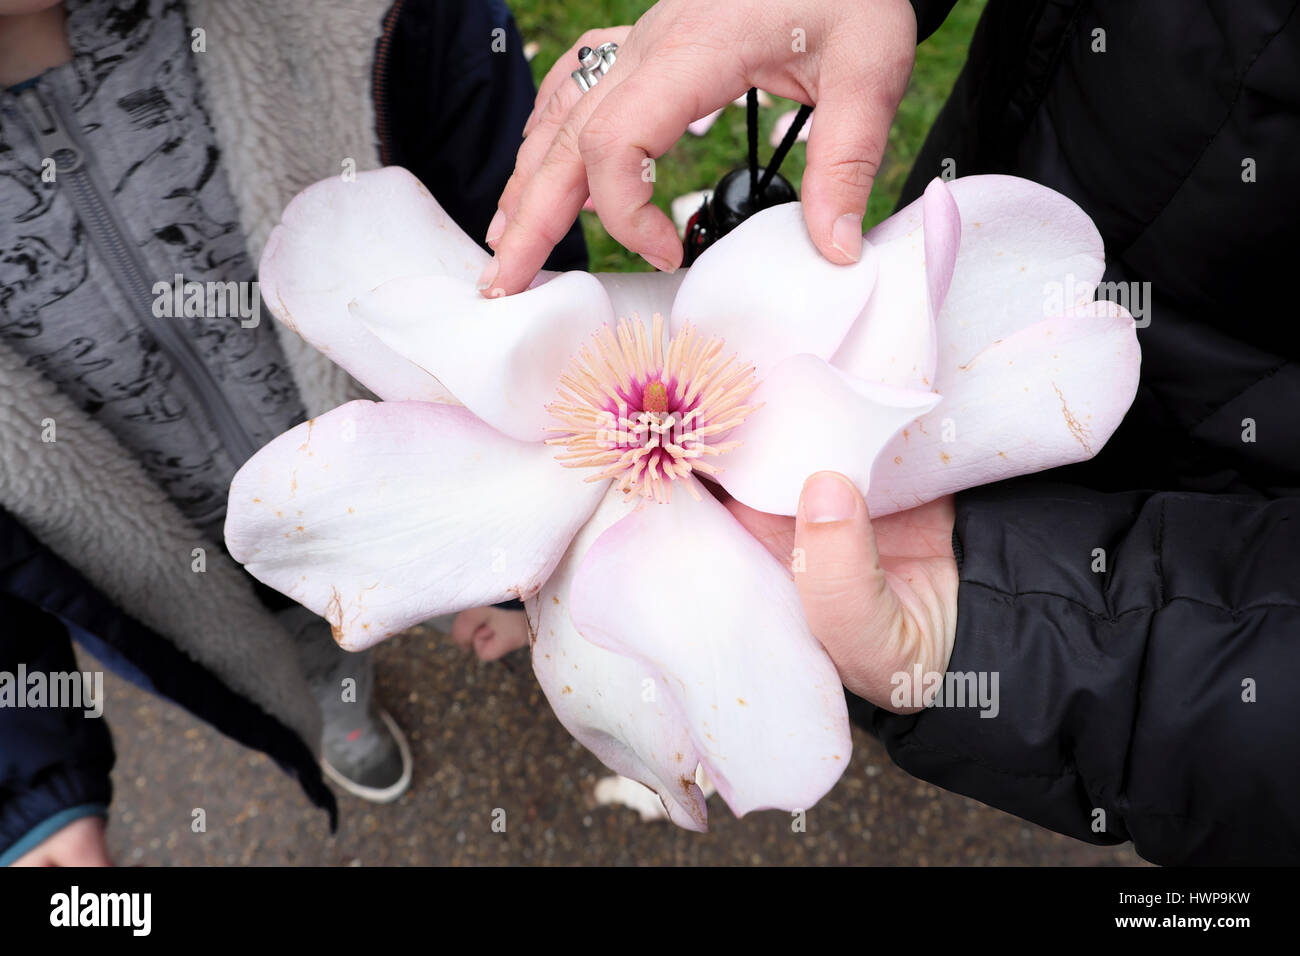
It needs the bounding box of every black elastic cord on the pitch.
[746,88,759,202]
[758,103,813,196]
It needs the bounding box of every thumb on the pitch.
[794,471,911,706]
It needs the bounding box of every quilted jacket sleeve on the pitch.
[869,480,1300,865]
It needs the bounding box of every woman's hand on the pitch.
[727,472,959,712]
[481,0,918,296]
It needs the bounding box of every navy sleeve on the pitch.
[0,594,114,864]
[867,480,1300,865]
[0,506,337,833]
[380,0,588,271]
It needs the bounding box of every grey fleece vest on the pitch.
[0,0,305,535]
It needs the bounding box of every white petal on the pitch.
[716,354,941,516]
[833,178,961,390]
[351,272,615,442]
[670,202,878,376]
[527,486,710,831]
[225,400,605,649]
[934,175,1106,388]
[867,301,1141,516]
[259,167,486,402]
[569,482,853,818]
[592,269,687,322]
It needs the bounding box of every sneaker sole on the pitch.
[321,707,413,804]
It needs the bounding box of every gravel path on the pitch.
[86,626,1143,866]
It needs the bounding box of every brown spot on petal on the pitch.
[325,588,345,645]
[298,417,316,453]
[1053,382,1093,455]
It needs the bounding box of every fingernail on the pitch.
[801,472,858,523]
[476,257,499,292]
[831,213,863,263]
[643,252,678,274]
[485,209,506,246]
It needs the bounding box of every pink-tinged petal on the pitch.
[671,190,712,238]
[933,175,1106,388]
[351,272,615,442]
[769,108,812,147]
[225,401,605,650]
[833,179,960,390]
[670,202,878,376]
[591,269,686,322]
[687,107,724,136]
[867,301,1140,516]
[922,179,963,320]
[568,481,852,818]
[716,354,941,516]
[259,167,486,403]
[527,487,709,831]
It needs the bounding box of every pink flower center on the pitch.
[547,313,759,503]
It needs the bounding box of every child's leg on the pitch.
[275,606,411,803]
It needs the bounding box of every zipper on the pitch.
[372,0,405,165]
[14,84,261,466]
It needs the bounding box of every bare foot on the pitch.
[450,607,530,661]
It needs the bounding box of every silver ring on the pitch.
[571,42,618,92]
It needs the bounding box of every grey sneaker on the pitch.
[274,605,414,803]
[320,706,413,804]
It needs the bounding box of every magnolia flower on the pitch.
[227,166,1139,830]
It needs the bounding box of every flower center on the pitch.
[546,313,759,503]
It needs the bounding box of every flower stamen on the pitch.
[546,313,760,504]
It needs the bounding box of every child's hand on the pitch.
[9,815,112,867]
[450,607,531,661]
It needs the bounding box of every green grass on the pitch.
[511,1,986,272]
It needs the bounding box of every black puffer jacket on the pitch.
[864,0,1300,864]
